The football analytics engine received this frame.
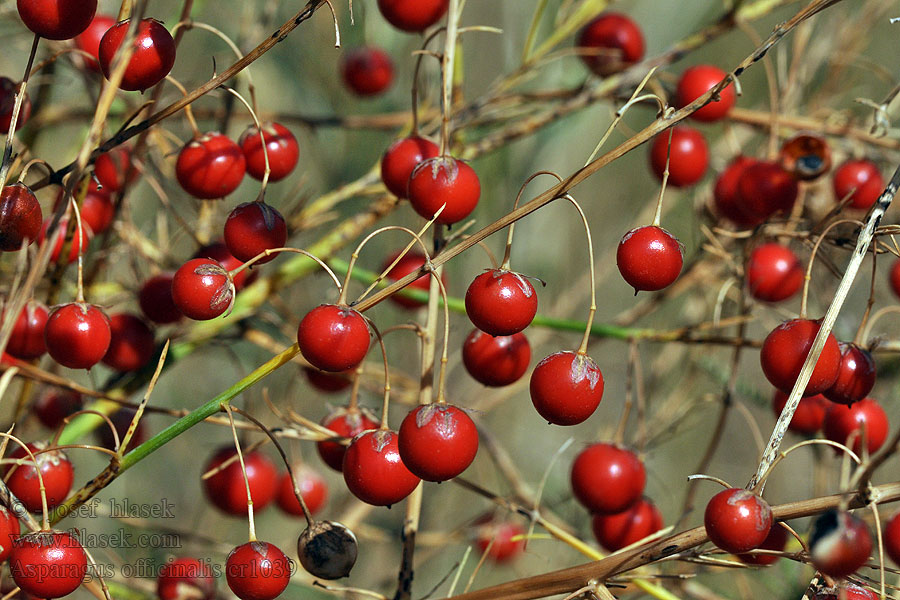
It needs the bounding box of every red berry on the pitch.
[33,389,82,429]
[138,272,183,324]
[380,136,440,199]
[649,126,708,187]
[746,243,804,303]
[376,0,448,32]
[530,351,604,426]
[10,531,87,598]
[225,541,292,600]
[675,65,735,122]
[224,202,287,264]
[737,161,798,221]
[616,225,683,292]
[194,242,255,290]
[824,343,876,406]
[297,304,370,372]
[772,390,827,435]
[317,406,379,472]
[7,300,48,360]
[17,0,96,40]
[815,585,877,600]
[760,319,841,396]
[171,258,235,321]
[304,367,353,393]
[465,270,537,335]
[736,524,788,565]
[823,397,888,455]
[462,329,531,387]
[341,47,394,97]
[779,133,831,181]
[44,302,111,369]
[202,447,278,516]
[55,180,114,234]
[591,497,663,552]
[0,77,32,134]
[276,466,328,517]
[94,146,136,192]
[39,217,92,265]
[713,156,761,227]
[398,404,479,482]
[473,518,525,563]
[176,132,246,199]
[809,509,872,578]
[98,19,176,92]
[157,557,216,600]
[407,157,481,225]
[6,442,74,512]
[577,12,645,77]
[0,183,41,251]
[833,159,884,210]
[382,250,444,309]
[102,313,155,372]
[571,443,645,514]
[74,13,116,71]
[704,488,773,553]
[884,510,900,566]
[343,429,420,506]
[0,507,20,562]
[239,122,299,182]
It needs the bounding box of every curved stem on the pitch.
[0,433,50,530]
[363,320,391,429]
[651,128,674,228]
[222,404,256,542]
[410,29,444,135]
[799,218,862,318]
[501,171,562,269]
[561,195,596,355]
[17,159,53,183]
[68,192,86,304]
[232,247,342,292]
[221,85,270,195]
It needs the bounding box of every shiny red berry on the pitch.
[884,510,900,566]
[462,329,531,387]
[99,19,176,91]
[649,126,708,187]
[376,0,448,32]
[473,518,525,563]
[239,122,299,182]
[44,302,111,369]
[297,304,370,372]
[317,406,379,472]
[171,258,234,321]
[0,183,41,251]
[617,225,683,292]
[833,159,883,210]
[824,343,876,406]
[0,507,19,562]
[382,250,444,309]
[530,351,604,426]
[823,397,888,455]
[138,272,182,324]
[408,157,480,225]
[381,136,440,198]
[760,319,841,396]
[10,531,87,598]
[32,389,82,429]
[342,47,394,97]
[225,541,292,600]
[704,488,773,553]
[176,132,246,199]
[102,313,155,372]
[0,77,31,134]
[276,466,328,517]
[6,442,74,512]
[713,156,760,227]
[780,133,831,181]
[772,390,827,435]
[55,180,113,234]
[465,270,537,335]
[577,12,644,77]
[814,585,878,600]
[571,443,645,514]
[74,13,116,71]
[342,429,420,506]
[675,65,735,122]
[398,404,479,482]
[809,509,872,578]
[94,146,136,192]
[39,217,92,265]
[591,497,663,552]
[157,557,216,600]
[746,242,804,303]
[736,524,788,565]
[17,0,96,40]
[737,161,798,221]
[202,447,278,516]
[224,202,287,264]
[7,300,48,360]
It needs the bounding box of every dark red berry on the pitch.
[33,389,82,429]
[341,47,394,97]
[571,443,645,514]
[809,509,872,578]
[376,0,448,32]
[780,133,831,181]
[704,488,773,553]
[408,157,480,225]
[713,156,760,227]
[7,300,48,360]
[297,304,370,372]
[225,541,292,600]
[884,510,900,566]
[6,442,74,512]
[157,557,216,600]
[342,429,420,506]
[591,497,663,552]
[382,250,443,309]
[171,258,234,321]
[176,132,246,199]
[465,270,538,336]
[0,77,31,134]
[381,136,440,198]
[74,13,116,71]
[202,447,278,516]
[577,12,644,77]
[398,404,479,482]
[530,351,604,426]
[276,466,328,517]
[54,180,114,234]
[0,183,41,251]
[0,507,20,562]
[823,397,888,455]
[736,524,788,565]
[675,65,735,122]
[462,329,531,387]
[824,343,876,406]
[39,217,92,265]
[17,0,96,40]
[44,302,111,369]
[617,225,683,292]
[224,202,287,264]
[10,531,87,598]
[746,242,804,303]
[737,161,798,221]
[99,19,176,92]
[891,259,900,300]
[239,122,299,182]
[649,126,708,187]
[102,313,155,372]
[94,146,136,192]
[138,272,183,324]
[317,406,379,472]
[833,159,883,210]
[473,518,525,563]
[760,318,841,396]
[772,390,827,435]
